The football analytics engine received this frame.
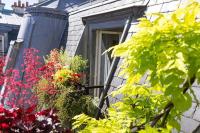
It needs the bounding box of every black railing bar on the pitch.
[84,85,104,89]
[77,83,104,89]
[95,15,133,119]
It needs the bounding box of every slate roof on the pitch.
[0,9,22,27]
[31,0,59,9]
[30,0,89,10]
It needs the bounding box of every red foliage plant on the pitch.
[0,105,67,132]
[36,49,64,95]
[38,61,57,95]
[1,48,42,109]
[0,48,71,132]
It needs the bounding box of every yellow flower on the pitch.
[54,68,73,83]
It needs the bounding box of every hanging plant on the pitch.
[35,49,97,128]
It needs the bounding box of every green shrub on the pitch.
[35,49,96,128]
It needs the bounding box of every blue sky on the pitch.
[3,0,38,9]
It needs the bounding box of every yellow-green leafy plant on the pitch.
[73,1,200,132]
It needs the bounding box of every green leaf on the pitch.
[168,117,181,132]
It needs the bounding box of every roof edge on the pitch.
[25,7,68,19]
[29,0,57,8]
[82,5,146,25]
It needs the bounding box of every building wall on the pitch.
[65,0,200,132]
[65,0,146,56]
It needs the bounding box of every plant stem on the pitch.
[132,76,196,132]
[151,76,195,127]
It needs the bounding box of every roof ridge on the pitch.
[29,0,57,8]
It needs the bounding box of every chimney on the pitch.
[18,0,21,7]
[12,0,28,15]
[26,2,29,7]
[0,0,5,12]
[14,2,17,7]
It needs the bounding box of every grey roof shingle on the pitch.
[0,9,22,26]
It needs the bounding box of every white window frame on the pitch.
[0,33,8,56]
[94,30,122,96]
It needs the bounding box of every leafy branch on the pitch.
[131,76,195,132]
[151,76,195,127]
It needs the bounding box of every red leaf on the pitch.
[26,105,36,114]
[37,109,51,116]
[26,114,36,122]
[0,123,9,129]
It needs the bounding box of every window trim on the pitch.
[94,30,122,97]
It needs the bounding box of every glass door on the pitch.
[94,30,122,97]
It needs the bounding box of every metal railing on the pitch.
[75,83,104,95]
[76,83,110,111]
